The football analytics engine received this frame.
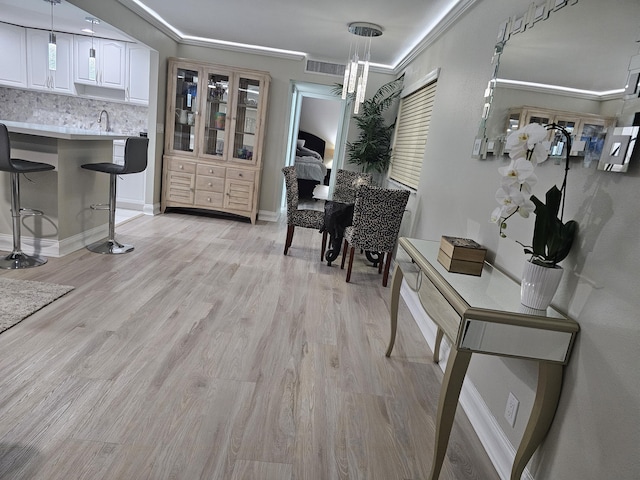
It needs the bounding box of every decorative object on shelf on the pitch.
[490,122,578,309]
[333,76,404,174]
[341,22,383,114]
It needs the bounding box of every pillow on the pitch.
[297,139,305,148]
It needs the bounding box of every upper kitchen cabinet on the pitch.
[0,22,27,88]
[126,43,150,105]
[162,57,270,224]
[26,29,74,94]
[74,35,126,89]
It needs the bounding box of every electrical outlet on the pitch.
[504,392,519,428]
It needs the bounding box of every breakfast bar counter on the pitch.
[1,121,130,257]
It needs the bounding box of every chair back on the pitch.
[282,166,300,220]
[349,185,410,252]
[122,137,149,174]
[0,124,13,172]
[332,169,373,204]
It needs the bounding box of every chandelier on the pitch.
[341,22,383,114]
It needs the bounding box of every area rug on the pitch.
[0,278,74,334]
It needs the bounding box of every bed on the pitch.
[295,131,328,198]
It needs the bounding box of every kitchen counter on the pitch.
[1,120,130,140]
[1,124,132,257]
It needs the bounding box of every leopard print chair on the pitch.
[340,185,410,286]
[332,169,373,204]
[282,166,327,258]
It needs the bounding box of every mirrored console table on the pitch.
[386,238,579,480]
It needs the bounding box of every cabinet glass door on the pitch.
[203,73,229,157]
[232,76,262,164]
[550,116,578,157]
[173,67,199,153]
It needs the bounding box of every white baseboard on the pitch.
[399,281,534,480]
[258,209,279,222]
[0,224,107,258]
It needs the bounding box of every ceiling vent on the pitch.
[305,59,346,77]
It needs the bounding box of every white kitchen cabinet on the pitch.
[26,29,74,94]
[74,35,126,89]
[0,22,27,88]
[126,43,150,105]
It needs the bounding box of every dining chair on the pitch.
[282,166,327,258]
[340,185,410,286]
[332,169,373,204]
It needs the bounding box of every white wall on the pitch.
[402,0,639,478]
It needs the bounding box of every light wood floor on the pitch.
[0,212,498,480]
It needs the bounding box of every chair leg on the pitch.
[0,172,48,269]
[378,252,384,274]
[320,231,327,261]
[284,225,295,255]
[87,173,134,254]
[382,249,393,287]
[340,239,349,269]
[345,246,355,283]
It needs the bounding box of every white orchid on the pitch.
[491,123,550,235]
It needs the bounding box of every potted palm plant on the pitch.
[490,122,578,309]
[334,76,404,174]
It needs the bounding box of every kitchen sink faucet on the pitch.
[98,110,111,132]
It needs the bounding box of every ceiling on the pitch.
[0,0,638,93]
[0,0,471,70]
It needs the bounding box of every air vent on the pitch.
[305,59,346,77]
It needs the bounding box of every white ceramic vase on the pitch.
[520,260,563,310]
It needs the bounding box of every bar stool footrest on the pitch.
[18,208,44,217]
[90,204,110,211]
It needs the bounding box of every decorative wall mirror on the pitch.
[478,0,640,170]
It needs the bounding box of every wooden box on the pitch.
[438,236,487,276]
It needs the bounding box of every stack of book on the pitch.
[437,236,487,276]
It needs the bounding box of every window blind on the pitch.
[389,80,437,190]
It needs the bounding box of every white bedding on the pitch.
[295,156,327,182]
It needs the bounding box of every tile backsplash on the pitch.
[0,87,149,135]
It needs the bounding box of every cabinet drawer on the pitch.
[224,179,253,212]
[196,175,224,193]
[197,164,225,177]
[195,191,223,208]
[168,158,196,174]
[226,168,255,182]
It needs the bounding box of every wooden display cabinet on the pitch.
[161,57,270,223]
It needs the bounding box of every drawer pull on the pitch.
[208,182,212,187]
[179,165,184,169]
[239,173,243,177]
[209,169,213,173]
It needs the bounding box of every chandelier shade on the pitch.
[341,22,383,114]
[44,0,61,71]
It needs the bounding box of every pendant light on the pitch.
[86,17,100,81]
[44,0,61,71]
[341,22,382,114]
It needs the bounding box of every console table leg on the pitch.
[385,263,404,357]
[511,362,564,480]
[429,347,472,480]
